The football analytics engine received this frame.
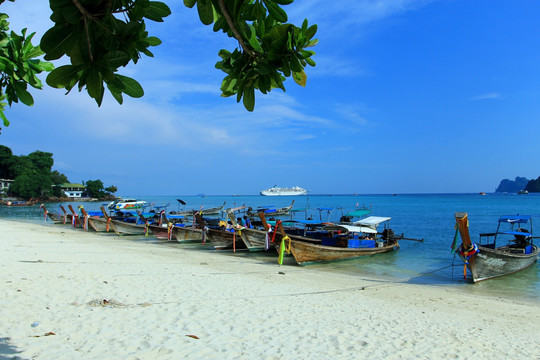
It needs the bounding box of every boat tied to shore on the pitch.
[107,198,147,211]
[260,186,308,196]
[453,213,540,282]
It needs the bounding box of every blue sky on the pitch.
[2,0,540,196]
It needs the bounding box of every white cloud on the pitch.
[471,93,503,101]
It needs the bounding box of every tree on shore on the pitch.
[0,0,317,129]
[9,150,55,198]
[525,177,540,193]
[85,179,116,199]
[1,145,60,199]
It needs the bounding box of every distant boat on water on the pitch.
[260,185,308,196]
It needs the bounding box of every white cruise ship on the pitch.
[260,186,308,196]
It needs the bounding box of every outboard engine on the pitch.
[382,228,395,241]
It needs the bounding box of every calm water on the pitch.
[2,193,539,301]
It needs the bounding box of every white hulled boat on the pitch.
[260,185,308,196]
[107,198,147,211]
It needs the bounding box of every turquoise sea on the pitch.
[2,193,539,301]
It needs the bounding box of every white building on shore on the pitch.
[61,183,86,198]
[0,178,13,193]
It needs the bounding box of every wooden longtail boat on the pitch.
[39,204,67,224]
[148,224,178,241]
[174,201,226,217]
[453,213,540,282]
[4,198,38,206]
[109,219,149,236]
[197,212,244,250]
[205,228,247,250]
[67,204,84,228]
[248,200,295,218]
[83,207,114,232]
[173,226,204,243]
[226,210,271,252]
[87,216,111,232]
[108,211,150,236]
[274,216,400,265]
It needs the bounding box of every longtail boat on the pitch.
[4,198,38,206]
[174,201,226,217]
[39,204,67,224]
[198,213,245,250]
[247,200,295,218]
[108,211,150,236]
[225,210,271,252]
[274,216,400,265]
[173,225,204,243]
[453,213,540,282]
[205,228,247,250]
[67,204,84,228]
[84,206,114,232]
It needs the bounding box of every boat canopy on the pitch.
[266,219,325,226]
[500,230,533,237]
[323,224,377,234]
[354,216,391,228]
[344,209,372,218]
[498,215,532,224]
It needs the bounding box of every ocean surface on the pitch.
[2,193,539,301]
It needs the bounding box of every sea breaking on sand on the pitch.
[1,219,539,359]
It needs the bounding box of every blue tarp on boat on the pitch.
[498,215,532,224]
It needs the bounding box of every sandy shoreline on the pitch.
[1,219,539,359]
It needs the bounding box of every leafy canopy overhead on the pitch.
[0,0,317,128]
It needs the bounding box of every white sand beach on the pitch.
[1,218,539,359]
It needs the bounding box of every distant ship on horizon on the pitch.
[260,185,308,196]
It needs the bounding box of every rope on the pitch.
[167,222,173,241]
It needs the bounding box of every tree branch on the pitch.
[71,0,94,61]
[217,0,255,57]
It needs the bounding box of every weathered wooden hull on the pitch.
[109,220,148,236]
[173,226,203,243]
[46,212,68,224]
[238,228,272,252]
[205,228,246,250]
[460,245,539,282]
[87,217,112,232]
[286,239,399,265]
[148,225,173,240]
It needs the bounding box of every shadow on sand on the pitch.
[0,337,24,360]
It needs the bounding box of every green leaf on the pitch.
[27,59,55,72]
[289,54,302,72]
[106,83,124,104]
[0,109,10,127]
[144,2,172,22]
[115,75,144,98]
[86,68,103,101]
[40,25,76,61]
[247,26,263,53]
[218,49,231,60]
[184,0,197,8]
[146,36,162,46]
[273,0,294,4]
[305,24,317,40]
[292,71,306,87]
[242,85,255,111]
[197,0,214,25]
[46,64,84,89]
[103,51,130,69]
[263,0,288,23]
[13,82,34,106]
